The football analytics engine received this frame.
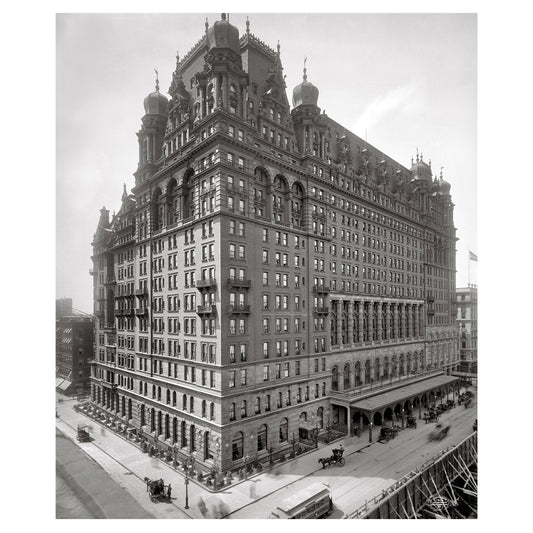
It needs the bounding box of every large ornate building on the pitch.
[90,15,459,472]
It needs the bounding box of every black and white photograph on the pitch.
[7,1,531,526]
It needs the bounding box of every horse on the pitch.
[318,457,333,469]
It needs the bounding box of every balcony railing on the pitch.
[196,278,217,289]
[313,285,330,295]
[313,306,330,315]
[227,277,251,288]
[197,305,217,315]
[135,308,149,316]
[228,304,250,314]
[135,287,148,296]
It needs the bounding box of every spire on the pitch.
[440,166,444,179]
[175,51,180,70]
[277,40,280,55]
[303,57,307,81]
[154,68,159,92]
[205,17,209,35]
[246,16,250,35]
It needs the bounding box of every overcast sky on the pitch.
[56,13,477,313]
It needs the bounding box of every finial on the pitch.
[416,148,419,163]
[246,16,250,34]
[175,51,180,69]
[277,40,280,55]
[440,166,444,179]
[154,68,159,92]
[123,182,127,194]
[428,158,431,168]
[411,157,414,166]
[303,57,307,81]
[221,13,226,21]
[205,18,209,34]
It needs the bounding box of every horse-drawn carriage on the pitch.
[406,416,417,429]
[144,477,170,502]
[318,447,345,468]
[422,410,439,424]
[379,426,399,442]
[76,424,91,442]
[428,423,451,441]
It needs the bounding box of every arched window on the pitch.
[204,431,213,460]
[182,394,187,410]
[332,366,339,391]
[166,390,170,405]
[165,413,170,439]
[210,402,215,421]
[241,400,247,418]
[317,407,324,429]
[365,359,371,384]
[172,391,177,406]
[189,397,194,413]
[190,424,196,452]
[181,420,187,448]
[172,417,178,444]
[202,400,207,418]
[343,363,351,390]
[257,424,267,451]
[232,431,244,460]
[279,418,288,442]
[354,361,362,387]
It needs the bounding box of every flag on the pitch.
[469,251,478,262]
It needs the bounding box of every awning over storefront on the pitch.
[350,374,460,413]
[57,379,72,392]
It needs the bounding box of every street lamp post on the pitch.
[184,470,189,509]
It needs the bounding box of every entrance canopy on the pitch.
[350,374,459,414]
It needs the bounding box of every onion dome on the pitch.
[143,71,168,116]
[292,60,319,107]
[438,168,451,195]
[410,152,432,182]
[207,13,240,53]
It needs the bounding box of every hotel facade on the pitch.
[90,15,459,472]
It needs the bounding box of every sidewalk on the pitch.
[56,396,371,519]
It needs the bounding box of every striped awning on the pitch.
[57,379,72,392]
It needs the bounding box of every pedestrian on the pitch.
[167,484,172,500]
[249,483,256,499]
[198,497,208,518]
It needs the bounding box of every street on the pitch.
[229,393,477,519]
[56,428,153,519]
[56,389,476,519]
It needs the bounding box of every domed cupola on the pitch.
[292,60,319,108]
[143,71,169,116]
[410,151,432,182]
[207,13,240,54]
[438,168,451,195]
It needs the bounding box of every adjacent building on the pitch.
[56,301,94,396]
[90,15,459,472]
[456,286,478,376]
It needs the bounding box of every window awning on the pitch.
[57,379,72,392]
[349,374,460,413]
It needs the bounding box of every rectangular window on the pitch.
[229,371,235,388]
